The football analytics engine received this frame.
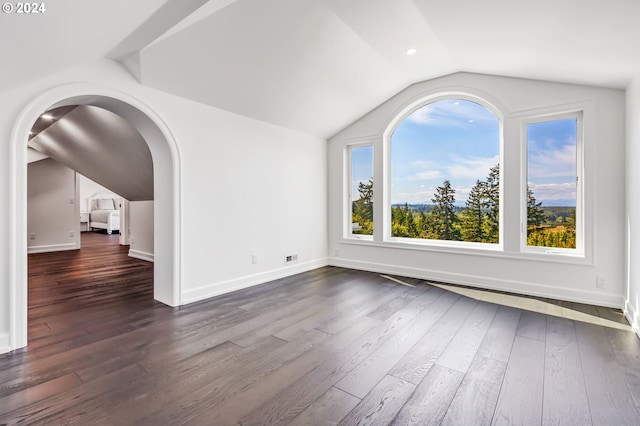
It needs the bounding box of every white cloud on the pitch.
[410,160,438,168]
[393,183,472,205]
[394,190,436,204]
[406,99,498,127]
[404,156,498,182]
[528,182,576,201]
[408,170,442,180]
[528,141,576,179]
[454,185,472,202]
[446,155,499,180]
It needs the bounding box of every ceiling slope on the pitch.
[28,106,154,201]
[413,0,640,88]
[0,0,177,93]
[137,0,454,138]
[3,0,640,139]
[132,0,640,138]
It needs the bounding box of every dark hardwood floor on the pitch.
[1,232,639,425]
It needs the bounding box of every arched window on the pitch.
[389,99,501,244]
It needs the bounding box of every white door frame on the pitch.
[9,83,182,351]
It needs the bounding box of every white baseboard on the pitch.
[0,332,10,355]
[329,257,624,309]
[182,257,329,305]
[624,299,640,339]
[28,243,77,254]
[129,249,154,262]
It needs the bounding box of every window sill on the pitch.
[340,237,591,266]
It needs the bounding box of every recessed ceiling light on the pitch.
[406,48,417,56]
[453,101,460,106]
[41,114,54,120]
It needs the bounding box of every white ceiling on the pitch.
[0,0,175,91]
[3,0,640,138]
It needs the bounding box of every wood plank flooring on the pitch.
[1,232,640,425]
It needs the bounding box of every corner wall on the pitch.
[625,77,640,335]
[129,200,154,262]
[27,159,79,253]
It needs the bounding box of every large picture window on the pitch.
[525,114,581,251]
[389,99,501,244]
[350,145,373,237]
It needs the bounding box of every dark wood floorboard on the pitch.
[339,375,415,426]
[491,336,545,425]
[288,386,360,426]
[0,233,638,425]
[543,319,592,425]
[576,321,640,425]
[391,365,464,426]
[335,291,458,399]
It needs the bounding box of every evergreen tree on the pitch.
[483,164,500,243]
[405,203,418,237]
[352,178,373,235]
[566,209,576,230]
[429,180,461,240]
[391,204,407,237]
[527,186,546,229]
[417,211,431,239]
[460,180,486,242]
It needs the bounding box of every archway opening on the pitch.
[10,84,182,351]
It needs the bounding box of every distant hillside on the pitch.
[391,204,574,220]
[541,206,575,223]
[391,203,464,213]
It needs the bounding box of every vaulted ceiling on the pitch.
[28,106,154,201]
[3,0,640,139]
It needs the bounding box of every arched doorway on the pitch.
[9,83,182,351]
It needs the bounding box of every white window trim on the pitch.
[382,94,504,250]
[340,237,593,266]
[520,110,585,257]
[345,142,374,241]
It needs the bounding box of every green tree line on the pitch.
[352,178,373,235]
[352,163,575,249]
[390,164,499,243]
[527,187,576,249]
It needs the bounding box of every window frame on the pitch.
[521,110,584,257]
[345,142,374,241]
[383,94,504,250]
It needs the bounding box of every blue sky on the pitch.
[390,99,500,206]
[527,118,577,207]
[352,99,577,207]
[351,145,373,199]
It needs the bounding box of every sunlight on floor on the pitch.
[381,275,632,331]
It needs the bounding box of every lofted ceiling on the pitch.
[28,106,154,201]
[3,0,640,139]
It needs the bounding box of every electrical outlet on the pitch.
[285,254,298,263]
[596,276,606,289]
[68,198,74,204]
[69,231,74,238]
[252,254,258,264]
[29,233,36,240]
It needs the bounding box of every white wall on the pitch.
[129,200,154,262]
[27,159,79,253]
[329,72,626,308]
[0,59,328,353]
[79,174,116,213]
[166,90,328,303]
[626,77,640,335]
